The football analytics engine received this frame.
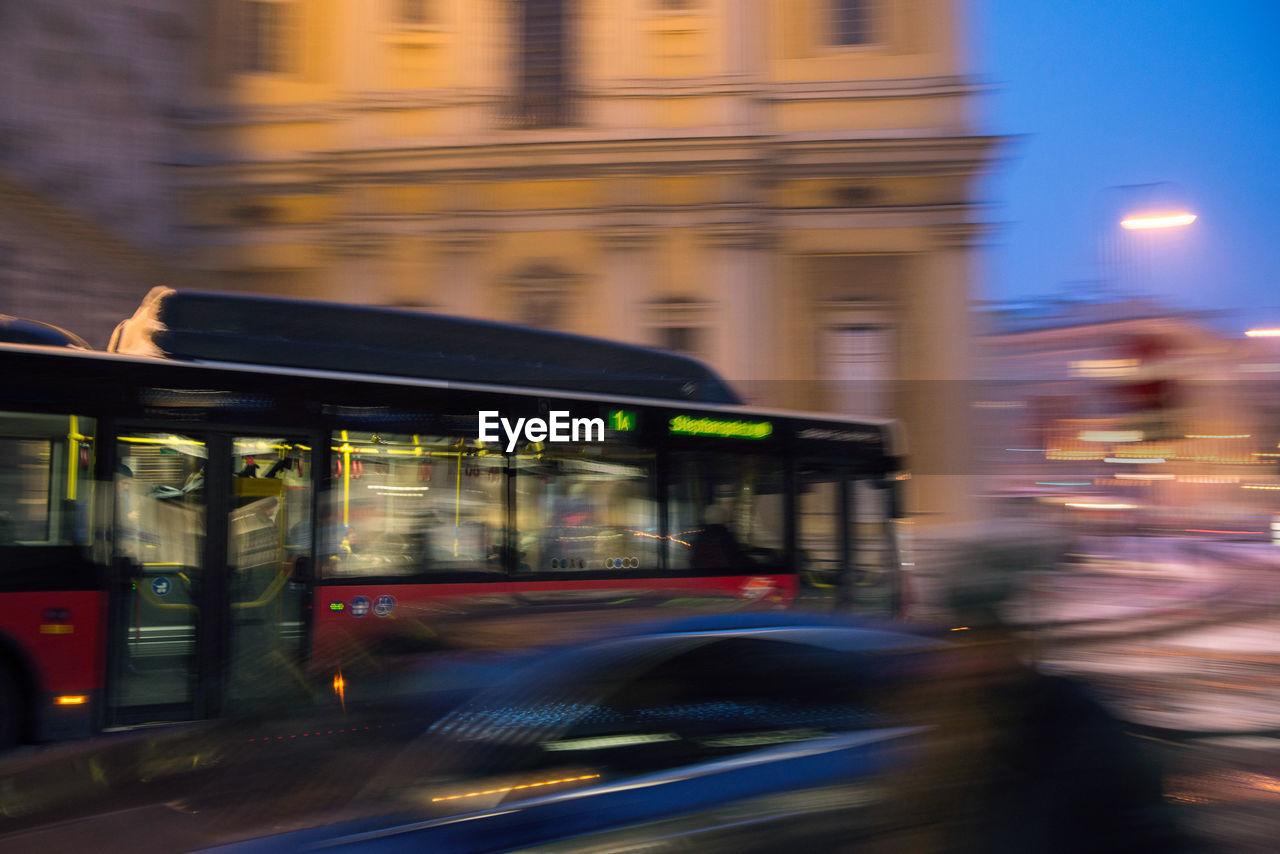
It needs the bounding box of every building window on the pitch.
[512,0,573,128]
[647,298,711,362]
[832,0,876,47]
[826,326,893,418]
[241,1,295,73]
[658,326,703,359]
[399,0,432,25]
[509,263,577,330]
[657,0,699,10]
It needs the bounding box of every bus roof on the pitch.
[109,287,742,405]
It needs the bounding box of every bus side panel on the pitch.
[0,590,107,740]
[309,575,797,672]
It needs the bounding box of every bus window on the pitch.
[0,411,94,547]
[798,472,844,593]
[849,478,900,615]
[668,453,785,572]
[514,443,658,573]
[323,431,505,578]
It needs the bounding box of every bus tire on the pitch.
[0,659,22,748]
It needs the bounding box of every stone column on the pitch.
[700,221,777,403]
[725,0,763,131]
[431,230,493,318]
[596,225,658,345]
[902,222,990,525]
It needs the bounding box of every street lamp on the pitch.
[1120,212,1197,230]
[1097,183,1197,297]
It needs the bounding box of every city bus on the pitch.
[0,288,906,745]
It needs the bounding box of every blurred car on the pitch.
[209,612,946,852]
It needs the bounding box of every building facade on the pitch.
[177,0,1001,524]
[0,0,190,250]
[0,0,194,343]
[2,1,1001,524]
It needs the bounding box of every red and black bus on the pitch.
[0,288,906,745]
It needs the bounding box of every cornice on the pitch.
[927,222,996,248]
[179,76,990,126]
[324,230,392,258]
[700,221,775,249]
[347,88,507,111]
[173,134,1011,188]
[432,229,494,253]
[591,74,989,101]
[762,75,991,101]
[597,224,661,249]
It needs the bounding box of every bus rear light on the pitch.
[55,695,89,706]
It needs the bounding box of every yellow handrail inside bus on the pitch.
[67,415,89,501]
[231,565,292,610]
[136,565,199,613]
[339,430,352,531]
[454,451,462,557]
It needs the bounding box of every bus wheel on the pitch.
[0,661,22,748]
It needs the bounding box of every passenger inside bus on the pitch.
[691,504,751,568]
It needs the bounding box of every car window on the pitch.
[512,637,891,776]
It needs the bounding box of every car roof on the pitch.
[589,610,946,650]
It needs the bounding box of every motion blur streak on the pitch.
[431,774,601,802]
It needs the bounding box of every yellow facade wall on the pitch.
[221,122,335,154]
[483,180,604,212]
[776,97,968,133]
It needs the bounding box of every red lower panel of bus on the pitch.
[311,574,796,671]
[0,590,107,693]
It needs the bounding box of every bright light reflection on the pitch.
[431,774,601,803]
[1120,212,1197,230]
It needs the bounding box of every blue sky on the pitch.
[972,0,1280,327]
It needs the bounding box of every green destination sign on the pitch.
[669,415,773,440]
[608,409,636,432]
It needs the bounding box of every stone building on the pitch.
[1,1,1001,524]
[175,0,1001,524]
[0,0,193,343]
[0,173,175,347]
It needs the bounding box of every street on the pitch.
[2,535,1278,852]
[1021,536,1280,853]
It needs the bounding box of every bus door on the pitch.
[849,477,903,616]
[225,435,314,714]
[107,430,314,725]
[797,466,902,616]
